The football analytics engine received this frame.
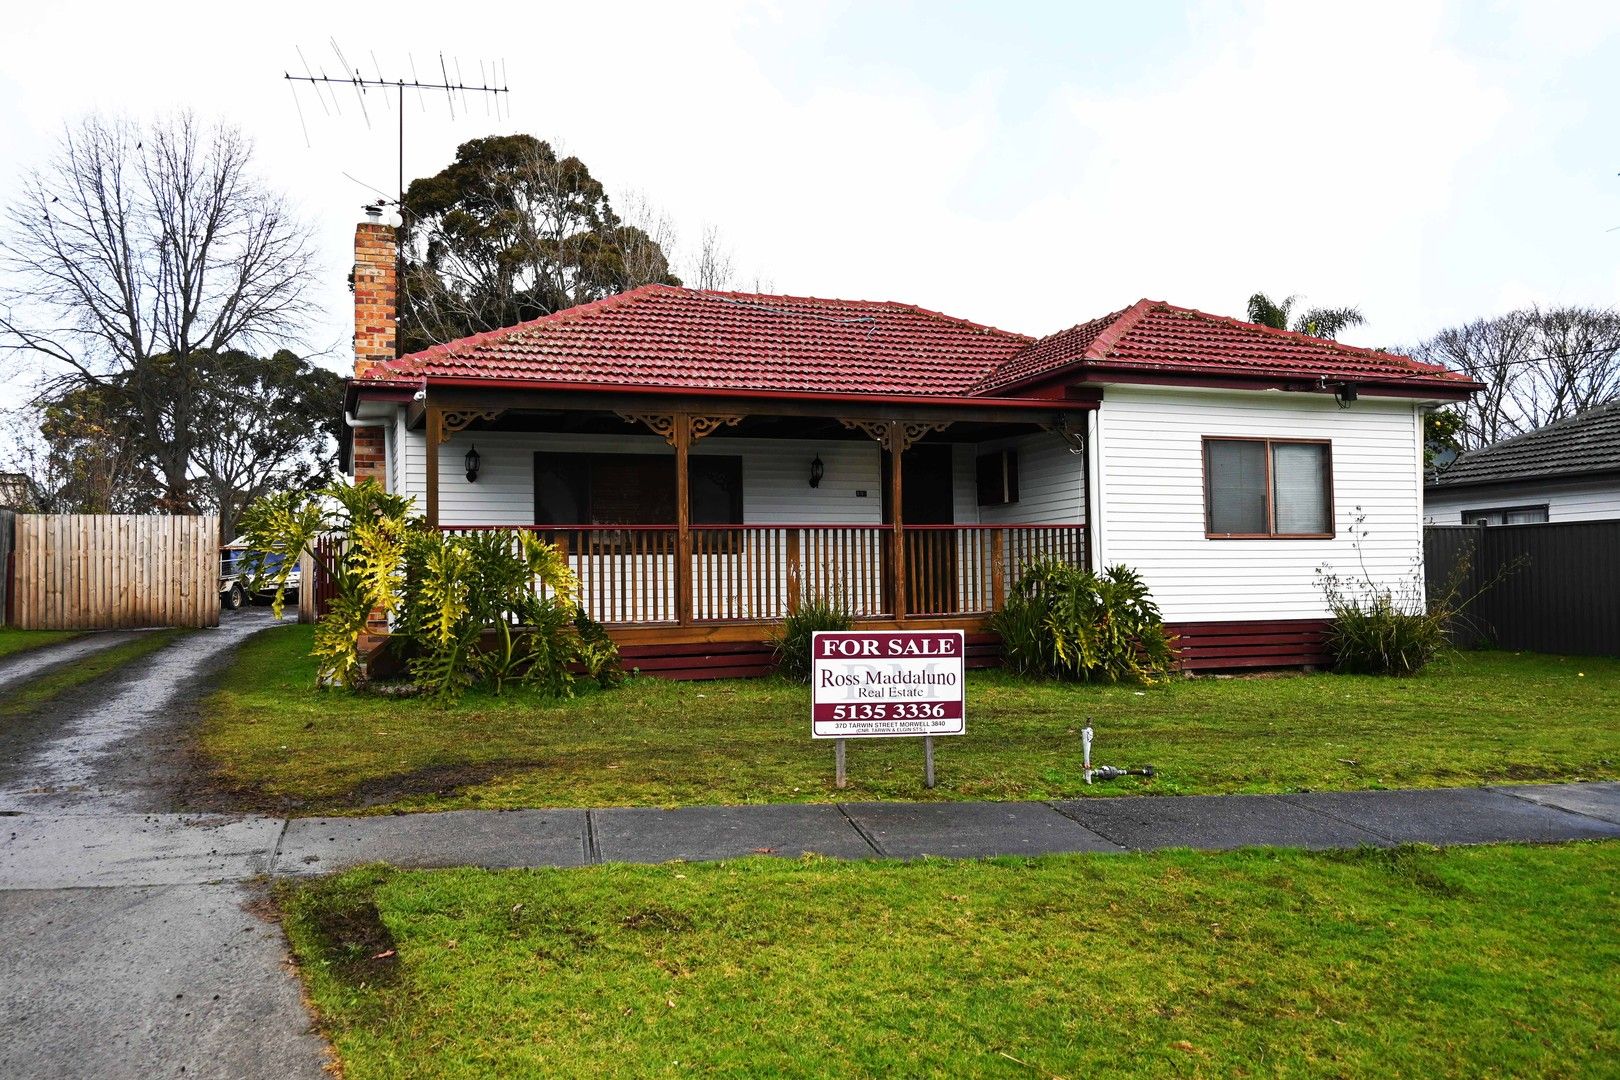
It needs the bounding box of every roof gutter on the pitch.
[354,374,1100,412]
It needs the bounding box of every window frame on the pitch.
[975,449,1020,507]
[1202,436,1335,540]
[1459,504,1548,526]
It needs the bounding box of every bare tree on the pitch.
[616,188,682,291]
[1410,305,1620,450]
[0,113,318,509]
[692,224,736,291]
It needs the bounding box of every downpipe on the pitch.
[344,411,393,493]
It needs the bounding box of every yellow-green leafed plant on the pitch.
[240,480,618,696]
[397,527,612,699]
[238,479,416,688]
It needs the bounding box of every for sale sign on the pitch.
[810,630,965,739]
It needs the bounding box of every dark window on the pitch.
[1204,438,1333,538]
[975,450,1019,506]
[1461,504,1548,526]
[533,452,741,525]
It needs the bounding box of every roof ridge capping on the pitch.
[674,285,1033,342]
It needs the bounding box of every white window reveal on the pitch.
[1203,437,1334,538]
[1461,504,1548,526]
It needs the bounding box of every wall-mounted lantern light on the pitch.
[809,454,824,489]
[465,445,482,483]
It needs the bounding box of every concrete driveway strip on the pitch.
[841,800,1119,858]
[0,883,330,1080]
[0,610,279,813]
[1053,793,1390,851]
[0,813,284,890]
[592,804,880,862]
[1279,787,1620,844]
[0,630,155,695]
[275,808,590,876]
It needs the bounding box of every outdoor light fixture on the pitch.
[809,454,824,488]
[464,445,482,483]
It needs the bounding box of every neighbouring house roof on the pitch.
[1428,402,1620,489]
[362,284,1479,400]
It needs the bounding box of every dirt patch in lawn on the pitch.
[283,875,400,987]
[189,758,549,816]
[342,761,544,808]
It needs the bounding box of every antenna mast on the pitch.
[284,46,512,214]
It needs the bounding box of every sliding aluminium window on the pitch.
[1203,437,1334,538]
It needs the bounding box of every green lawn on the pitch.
[200,624,1620,815]
[0,627,81,661]
[280,843,1620,1079]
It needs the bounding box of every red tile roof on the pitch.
[367,287,1478,398]
[976,300,1475,394]
[374,284,1031,395]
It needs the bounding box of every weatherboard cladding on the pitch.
[1428,402,1620,488]
[365,285,1477,398]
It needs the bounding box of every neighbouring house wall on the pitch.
[1093,386,1426,623]
[1423,474,1620,524]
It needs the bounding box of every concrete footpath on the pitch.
[4,783,1618,890]
[4,784,1615,1079]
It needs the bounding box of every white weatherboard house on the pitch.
[1425,403,1620,526]
[341,217,1480,677]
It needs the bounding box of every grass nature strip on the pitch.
[0,630,184,721]
[0,628,82,661]
[201,624,1620,815]
[280,843,1620,1080]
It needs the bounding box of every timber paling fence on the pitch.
[1425,521,1620,658]
[5,514,220,630]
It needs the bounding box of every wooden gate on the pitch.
[8,514,220,630]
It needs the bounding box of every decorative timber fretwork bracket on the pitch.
[616,412,743,445]
[1042,415,1086,455]
[839,419,952,453]
[438,408,505,443]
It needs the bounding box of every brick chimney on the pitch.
[350,207,395,487]
[353,206,397,378]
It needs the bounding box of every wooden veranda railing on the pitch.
[434,523,1087,626]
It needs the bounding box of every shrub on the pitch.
[771,597,854,683]
[1315,509,1509,677]
[990,560,1175,683]
[239,480,621,697]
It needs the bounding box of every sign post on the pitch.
[811,630,965,789]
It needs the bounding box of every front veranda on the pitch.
[404,388,1095,645]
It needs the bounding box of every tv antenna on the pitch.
[284,42,512,215]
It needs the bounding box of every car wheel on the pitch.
[226,584,245,610]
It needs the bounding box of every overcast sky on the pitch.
[3,0,1618,380]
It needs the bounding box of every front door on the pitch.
[883,445,957,615]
